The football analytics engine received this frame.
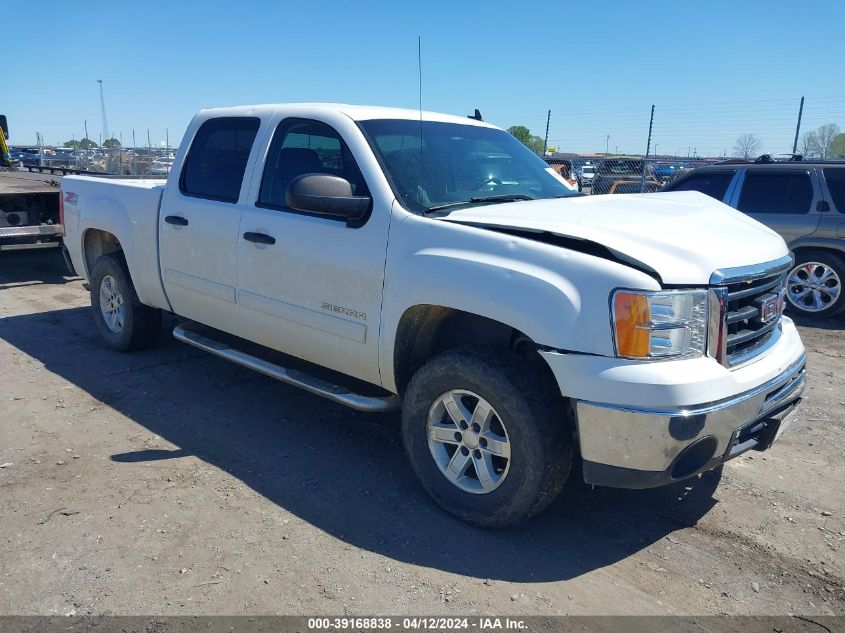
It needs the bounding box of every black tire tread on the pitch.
[402,347,572,528]
[90,253,161,351]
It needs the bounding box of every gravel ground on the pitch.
[0,250,842,616]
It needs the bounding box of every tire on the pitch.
[401,348,573,528]
[786,250,845,318]
[90,253,161,351]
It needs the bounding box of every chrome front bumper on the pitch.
[575,354,806,488]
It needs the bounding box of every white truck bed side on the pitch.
[62,176,171,310]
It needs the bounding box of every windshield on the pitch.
[359,119,579,214]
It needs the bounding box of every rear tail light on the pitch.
[59,192,65,235]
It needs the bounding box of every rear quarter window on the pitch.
[180,117,260,203]
[668,170,735,201]
[823,167,845,211]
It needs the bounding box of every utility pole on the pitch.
[640,105,655,193]
[792,96,804,155]
[542,110,551,156]
[132,129,136,149]
[84,120,89,145]
[147,129,151,150]
[166,128,169,151]
[605,134,610,156]
[97,79,110,143]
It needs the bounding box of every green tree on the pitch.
[63,139,82,149]
[79,138,98,149]
[829,133,845,159]
[507,125,532,144]
[815,123,841,158]
[507,125,545,155]
[102,138,121,148]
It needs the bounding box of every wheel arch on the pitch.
[82,228,124,279]
[789,238,845,258]
[390,304,559,397]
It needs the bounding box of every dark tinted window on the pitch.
[823,168,845,211]
[258,119,369,209]
[670,170,735,200]
[738,171,813,214]
[180,117,260,202]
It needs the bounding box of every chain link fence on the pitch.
[546,156,695,195]
[14,145,174,177]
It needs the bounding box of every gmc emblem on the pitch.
[758,293,781,323]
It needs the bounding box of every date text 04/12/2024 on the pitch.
[307,617,527,630]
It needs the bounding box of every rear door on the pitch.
[730,168,822,244]
[158,116,262,330]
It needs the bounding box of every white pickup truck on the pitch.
[61,104,807,527]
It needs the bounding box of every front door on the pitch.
[236,114,391,386]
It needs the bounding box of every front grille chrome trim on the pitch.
[710,254,793,285]
[710,254,793,369]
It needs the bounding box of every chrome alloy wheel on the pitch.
[99,274,126,333]
[787,262,841,313]
[427,389,511,494]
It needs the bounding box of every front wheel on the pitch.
[401,348,572,528]
[786,250,845,318]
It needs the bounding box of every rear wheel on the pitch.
[786,250,845,318]
[90,253,161,351]
[401,348,572,528]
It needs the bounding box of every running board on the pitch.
[172,322,401,413]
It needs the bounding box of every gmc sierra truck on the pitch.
[61,104,807,527]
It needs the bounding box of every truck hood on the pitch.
[439,191,789,285]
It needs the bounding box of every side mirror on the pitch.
[285,173,370,220]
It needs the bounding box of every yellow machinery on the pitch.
[0,115,12,168]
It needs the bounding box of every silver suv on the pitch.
[664,160,845,317]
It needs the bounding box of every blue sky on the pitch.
[5,0,843,156]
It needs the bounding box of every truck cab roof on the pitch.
[196,103,498,128]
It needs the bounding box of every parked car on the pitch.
[592,157,661,194]
[61,104,805,527]
[578,164,595,188]
[663,159,845,317]
[149,159,173,175]
[651,162,677,182]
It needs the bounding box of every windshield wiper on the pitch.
[425,194,535,214]
[469,194,535,203]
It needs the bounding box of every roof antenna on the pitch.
[468,109,483,121]
[417,35,424,206]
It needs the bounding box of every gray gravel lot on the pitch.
[0,250,842,616]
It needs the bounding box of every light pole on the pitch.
[605,134,610,156]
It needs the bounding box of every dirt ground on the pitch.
[0,250,842,617]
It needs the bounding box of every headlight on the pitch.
[611,289,708,360]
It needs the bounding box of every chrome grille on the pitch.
[710,255,793,368]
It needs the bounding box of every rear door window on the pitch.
[823,168,845,211]
[180,117,260,203]
[738,171,813,214]
[669,170,735,201]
